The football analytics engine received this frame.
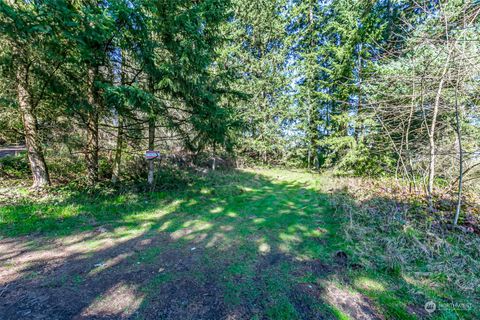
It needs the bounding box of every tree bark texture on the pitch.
[86,66,99,185]
[147,116,155,187]
[16,62,51,188]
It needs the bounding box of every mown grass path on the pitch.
[0,169,470,319]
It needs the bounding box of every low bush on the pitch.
[0,153,30,179]
[327,177,480,317]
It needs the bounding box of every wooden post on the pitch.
[147,117,155,188]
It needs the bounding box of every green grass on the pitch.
[1,168,478,319]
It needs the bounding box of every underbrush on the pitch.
[327,177,480,318]
[0,166,246,237]
[0,154,30,180]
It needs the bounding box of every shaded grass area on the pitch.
[327,177,480,320]
[0,169,478,319]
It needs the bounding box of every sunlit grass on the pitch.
[1,168,477,319]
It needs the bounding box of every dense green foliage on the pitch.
[0,0,237,186]
[0,0,479,196]
[1,2,479,318]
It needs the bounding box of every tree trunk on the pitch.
[453,4,470,224]
[111,49,127,184]
[147,116,155,187]
[453,84,463,225]
[16,63,50,188]
[307,4,314,170]
[86,66,99,185]
[427,55,450,208]
[355,43,363,143]
[111,115,123,184]
[406,69,416,192]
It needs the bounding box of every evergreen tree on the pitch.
[218,0,290,164]
[0,0,80,187]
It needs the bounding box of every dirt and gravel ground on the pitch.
[2,169,453,319]
[0,229,384,320]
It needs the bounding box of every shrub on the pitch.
[0,153,29,179]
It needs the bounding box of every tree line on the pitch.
[1,0,236,188]
[1,0,479,220]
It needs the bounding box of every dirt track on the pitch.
[0,230,384,320]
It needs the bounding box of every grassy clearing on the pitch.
[0,168,478,319]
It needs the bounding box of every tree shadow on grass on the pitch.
[0,169,457,319]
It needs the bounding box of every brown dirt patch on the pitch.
[0,232,384,319]
[324,282,385,320]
